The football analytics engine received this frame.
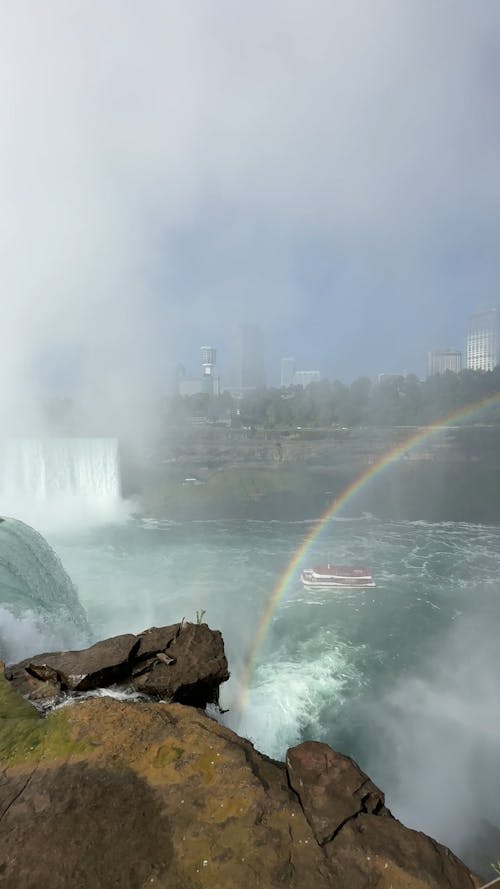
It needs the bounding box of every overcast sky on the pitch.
[1,0,499,403]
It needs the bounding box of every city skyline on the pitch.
[1,4,499,426]
[175,302,499,392]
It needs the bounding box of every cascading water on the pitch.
[0,516,91,662]
[0,437,128,531]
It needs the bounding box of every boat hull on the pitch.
[301,578,376,589]
[301,567,375,590]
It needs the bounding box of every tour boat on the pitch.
[301,564,375,589]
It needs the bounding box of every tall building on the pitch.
[293,370,321,387]
[178,345,220,396]
[280,357,296,388]
[427,349,462,377]
[200,346,220,395]
[466,309,499,371]
[201,346,216,378]
[229,324,266,394]
[281,357,321,388]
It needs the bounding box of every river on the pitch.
[2,505,500,876]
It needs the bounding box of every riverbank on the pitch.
[123,425,500,523]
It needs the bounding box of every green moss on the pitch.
[155,743,184,767]
[40,709,91,761]
[0,671,41,722]
[0,673,90,765]
[0,673,42,762]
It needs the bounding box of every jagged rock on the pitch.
[156,651,176,665]
[25,663,61,683]
[135,624,179,659]
[6,622,229,710]
[0,641,483,889]
[130,622,229,705]
[0,664,481,889]
[6,633,139,698]
[287,741,481,888]
[286,740,389,844]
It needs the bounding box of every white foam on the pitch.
[0,606,86,663]
[0,438,130,533]
[226,645,360,760]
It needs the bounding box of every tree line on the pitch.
[167,368,500,429]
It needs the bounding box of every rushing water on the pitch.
[1,511,499,873]
[0,517,91,659]
[0,438,126,531]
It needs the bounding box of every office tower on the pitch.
[229,324,266,393]
[178,346,220,396]
[200,346,220,396]
[201,346,216,378]
[281,357,296,388]
[293,370,321,387]
[427,349,462,377]
[466,309,499,371]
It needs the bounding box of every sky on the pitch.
[1,0,500,412]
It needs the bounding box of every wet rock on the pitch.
[0,664,480,889]
[7,633,138,697]
[130,622,229,705]
[6,622,229,711]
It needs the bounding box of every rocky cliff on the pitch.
[0,623,483,889]
[127,425,500,523]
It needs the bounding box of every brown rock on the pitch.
[25,663,61,683]
[6,623,229,711]
[131,622,229,706]
[0,637,481,889]
[155,651,176,665]
[7,633,138,696]
[286,739,388,844]
[0,762,173,888]
[135,623,179,660]
[327,813,481,888]
[286,741,478,889]
[0,696,479,889]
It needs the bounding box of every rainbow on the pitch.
[236,392,500,711]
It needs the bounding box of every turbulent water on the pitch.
[1,507,499,872]
[0,517,91,660]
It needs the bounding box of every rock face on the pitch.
[286,740,389,845]
[5,621,229,709]
[0,630,482,889]
[287,741,482,888]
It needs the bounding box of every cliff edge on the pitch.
[0,624,482,889]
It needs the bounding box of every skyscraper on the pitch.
[427,349,462,376]
[229,324,266,394]
[466,308,499,371]
[280,357,296,388]
[293,370,321,387]
[200,346,220,396]
[177,346,220,396]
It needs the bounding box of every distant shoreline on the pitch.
[123,426,500,525]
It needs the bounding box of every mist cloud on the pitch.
[1,0,499,410]
[366,614,500,872]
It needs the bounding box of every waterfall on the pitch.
[0,516,91,662]
[0,438,128,531]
